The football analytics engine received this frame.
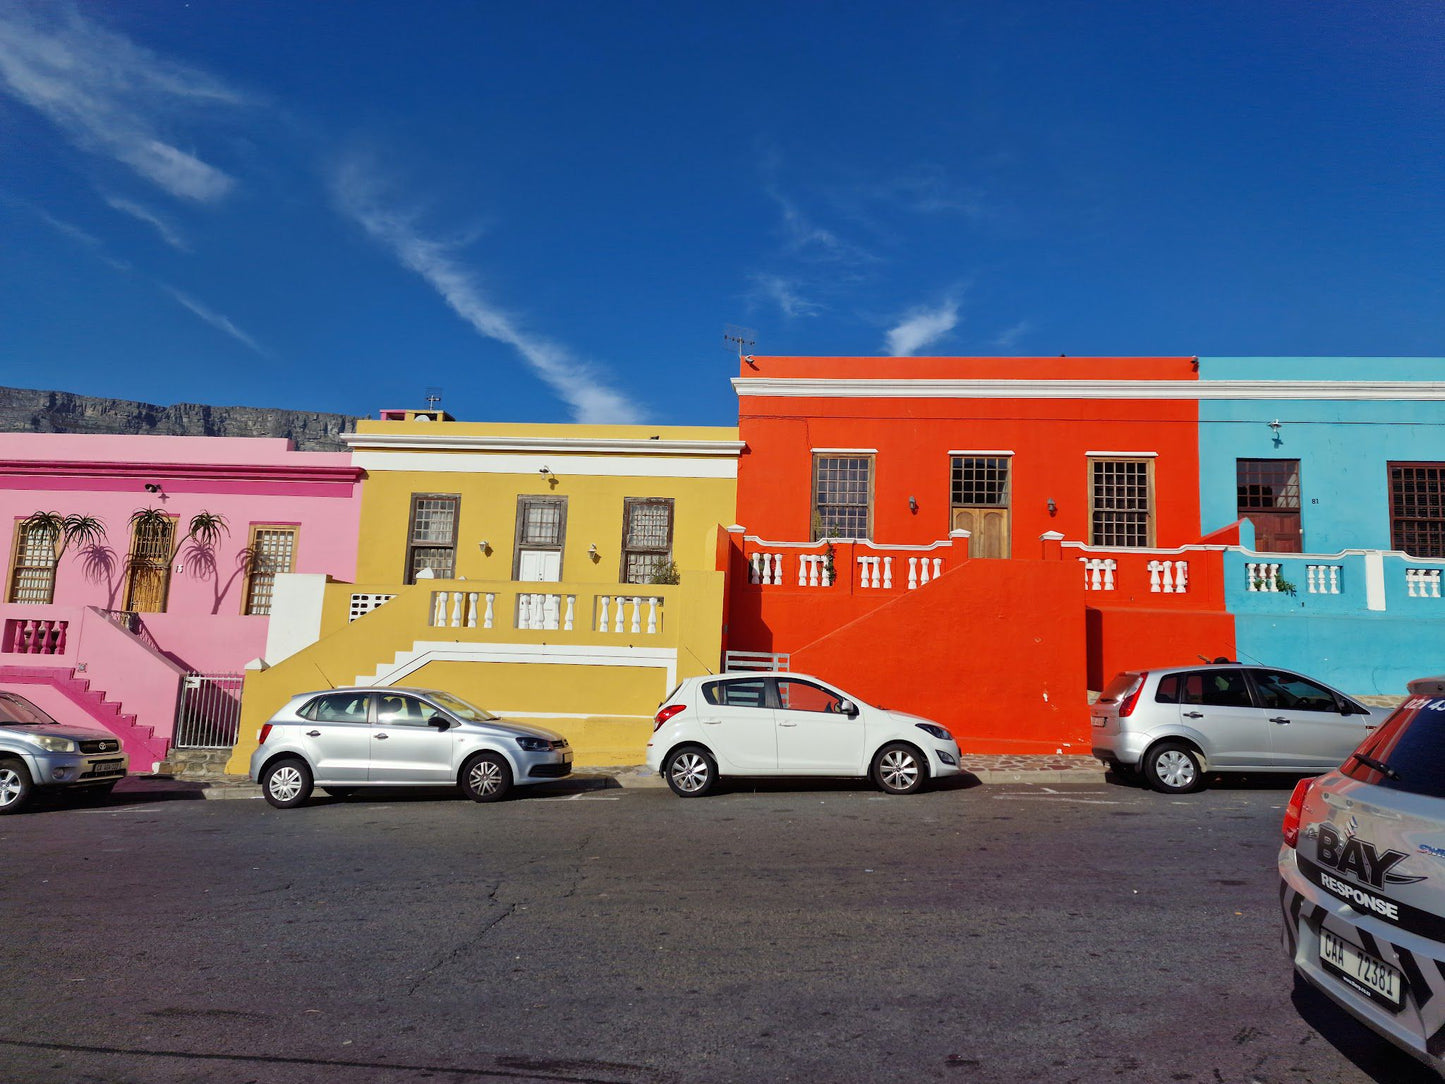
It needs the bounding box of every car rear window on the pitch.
[1155,674,1181,703]
[1098,672,1143,704]
[1341,697,1445,799]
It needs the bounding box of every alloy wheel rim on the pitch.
[269,766,303,801]
[672,753,708,792]
[881,751,918,791]
[470,760,502,795]
[1157,751,1195,788]
[0,769,19,807]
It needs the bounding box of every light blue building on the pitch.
[1197,358,1445,697]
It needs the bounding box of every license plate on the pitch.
[1320,928,1404,1011]
[1091,714,1107,728]
[83,759,124,778]
[563,751,573,764]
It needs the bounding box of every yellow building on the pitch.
[225,412,742,774]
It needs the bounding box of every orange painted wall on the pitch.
[788,556,1091,755]
[736,356,1202,549]
[1087,607,1237,692]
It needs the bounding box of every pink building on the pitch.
[0,435,361,770]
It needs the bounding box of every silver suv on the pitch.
[0,690,127,814]
[1279,675,1445,1074]
[1091,662,1385,793]
[249,687,572,808]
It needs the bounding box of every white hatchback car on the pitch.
[645,672,962,797]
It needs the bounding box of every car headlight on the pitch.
[914,723,952,741]
[515,736,552,752]
[28,735,78,753]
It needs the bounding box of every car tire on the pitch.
[1143,741,1205,794]
[664,745,717,797]
[871,742,927,795]
[0,757,33,815]
[462,752,513,803]
[261,757,314,808]
[322,787,357,799]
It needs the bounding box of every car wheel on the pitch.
[871,742,927,795]
[0,758,33,815]
[261,757,313,808]
[462,753,513,803]
[664,745,716,797]
[322,787,357,799]
[1144,742,1205,794]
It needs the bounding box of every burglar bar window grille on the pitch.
[1089,459,1153,548]
[125,516,175,612]
[622,498,674,584]
[243,526,298,616]
[1237,459,1301,511]
[520,500,564,546]
[405,494,459,583]
[8,522,58,604]
[812,455,873,540]
[1391,463,1445,558]
[951,457,1010,507]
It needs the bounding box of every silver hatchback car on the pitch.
[249,687,572,808]
[1280,676,1445,1074]
[1091,662,1386,793]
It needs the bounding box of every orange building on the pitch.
[722,355,1235,754]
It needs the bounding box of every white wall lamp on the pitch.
[478,540,491,555]
[1047,498,1058,516]
[908,495,918,513]
[587,544,600,563]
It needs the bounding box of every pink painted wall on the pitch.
[0,435,362,752]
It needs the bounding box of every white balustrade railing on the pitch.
[1307,564,1342,595]
[797,554,832,587]
[516,593,574,631]
[1407,568,1443,599]
[596,595,662,634]
[430,591,499,629]
[1146,560,1189,594]
[908,556,943,589]
[1246,562,1283,593]
[1080,558,1117,591]
[857,555,892,589]
[749,551,785,585]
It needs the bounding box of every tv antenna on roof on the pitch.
[723,324,757,364]
[424,386,443,411]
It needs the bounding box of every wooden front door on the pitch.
[125,517,175,612]
[952,507,1010,558]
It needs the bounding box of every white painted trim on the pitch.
[359,641,678,690]
[352,451,737,479]
[1365,552,1387,611]
[1061,540,1445,565]
[733,377,1445,401]
[811,447,879,454]
[947,449,1015,456]
[1085,451,1159,458]
[346,433,744,456]
[744,534,957,552]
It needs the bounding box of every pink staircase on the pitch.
[0,664,170,768]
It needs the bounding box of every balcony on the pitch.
[738,531,969,595]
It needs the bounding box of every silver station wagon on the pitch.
[249,687,572,808]
[1280,676,1445,1074]
[1091,662,1387,793]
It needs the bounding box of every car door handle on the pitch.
[374,733,389,740]
[700,718,723,725]
[1270,716,1290,725]
[779,721,797,727]
[306,730,321,737]
[1183,711,1203,719]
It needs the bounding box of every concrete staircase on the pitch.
[0,664,171,769]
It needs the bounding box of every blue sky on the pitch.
[0,1,1440,427]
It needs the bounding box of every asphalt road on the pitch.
[0,774,1436,1084]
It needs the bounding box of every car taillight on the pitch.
[258,723,273,745]
[653,704,685,731]
[1117,674,1147,718]
[1282,777,1316,849]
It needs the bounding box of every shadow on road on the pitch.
[1291,975,1438,1083]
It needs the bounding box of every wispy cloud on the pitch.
[0,4,244,201]
[767,187,877,265]
[992,320,1031,349]
[332,155,643,424]
[28,204,131,271]
[750,272,821,319]
[885,297,960,356]
[161,286,267,356]
[104,194,188,250]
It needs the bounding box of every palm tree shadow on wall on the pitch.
[79,545,122,609]
[182,542,255,615]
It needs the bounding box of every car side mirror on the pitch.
[839,699,859,717]
[428,714,451,729]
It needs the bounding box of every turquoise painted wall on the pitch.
[1197,357,1445,553]
[1200,359,1445,697]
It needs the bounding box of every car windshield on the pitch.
[425,692,498,722]
[1341,696,1445,798]
[0,693,58,726]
